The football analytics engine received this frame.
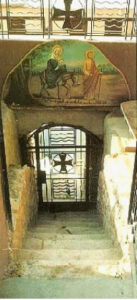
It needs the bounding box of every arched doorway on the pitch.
[26,124,103,211]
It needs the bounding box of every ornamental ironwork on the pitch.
[53,152,73,173]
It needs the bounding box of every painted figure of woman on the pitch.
[51,44,65,65]
[83,50,102,99]
[45,59,66,89]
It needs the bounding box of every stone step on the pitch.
[23,237,114,250]
[30,226,104,235]
[36,220,100,227]
[19,248,121,262]
[37,220,100,226]
[20,254,120,272]
[20,260,129,279]
[38,214,99,222]
[23,238,43,250]
[44,238,113,250]
[38,211,98,216]
[38,211,97,217]
[27,232,108,240]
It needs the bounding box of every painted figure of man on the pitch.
[83,50,102,99]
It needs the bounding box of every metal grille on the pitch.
[27,126,87,203]
[0,0,136,39]
[0,0,45,37]
[90,0,136,38]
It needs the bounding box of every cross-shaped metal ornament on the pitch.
[53,153,73,173]
[52,0,83,30]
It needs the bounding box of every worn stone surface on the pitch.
[8,165,38,250]
[98,112,135,259]
[24,238,43,250]
[8,211,132,279]
[2,102,21,168]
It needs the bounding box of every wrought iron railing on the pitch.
[0,0,136,39]
[128,143,137,281]
[128,143,137,228]
[128,145,137,227]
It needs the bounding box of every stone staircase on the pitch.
[16,211,131,279]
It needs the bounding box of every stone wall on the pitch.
[1,102,38,261]
[14,108,107,138]
[2,103,21,168]
[8,165,38,251]
[97,111,136,257]
[0,159,9,278]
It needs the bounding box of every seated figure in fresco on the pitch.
[40,44,78,98]
[51,44,65,66]
[45,58,66,89]
[40,58,66,97]
[50,44,80,94]
[83,50,102,99]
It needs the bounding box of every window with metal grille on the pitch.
[0,0,136,39]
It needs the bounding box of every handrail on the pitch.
[128,142,137,224]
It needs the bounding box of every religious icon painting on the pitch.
[4,40,130,107]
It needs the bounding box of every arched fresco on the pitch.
[3,40,130,107]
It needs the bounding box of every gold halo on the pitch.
[52,44,63,54]
[85,50,94,58]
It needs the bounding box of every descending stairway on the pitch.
[16,211,131,279]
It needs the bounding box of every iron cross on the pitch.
[53,153,73,173]
[52,0,83,29]
[63,0,73,29]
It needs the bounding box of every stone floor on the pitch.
[0,210,135,298]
